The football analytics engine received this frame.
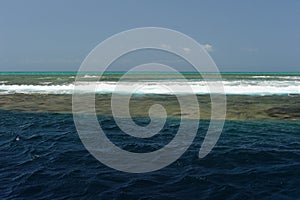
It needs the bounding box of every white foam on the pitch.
[82,75,99,78]
[40,82,52,85]
[0,79,299,95]
[0,84,74,94]
[250,75,300,80]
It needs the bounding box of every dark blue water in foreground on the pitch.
[0,111,299,199]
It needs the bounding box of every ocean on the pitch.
[0,72,300,95]
[0,72,300,199]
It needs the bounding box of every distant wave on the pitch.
[82,75,99,78]
[0,80,300,95]
[251,75,300,80]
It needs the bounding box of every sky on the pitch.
[0,0,299,72]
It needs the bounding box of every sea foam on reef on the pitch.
[0,79,300,95]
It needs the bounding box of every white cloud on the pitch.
[203,44,213,52]
[183,47,191,54]
[160,43,171,50]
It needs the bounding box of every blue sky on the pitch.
[0,0,299,72]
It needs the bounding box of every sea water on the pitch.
[0,72,300,199]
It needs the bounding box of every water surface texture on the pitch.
[0,111,299,199]
[0,72,300,95]
[0,72,300,199]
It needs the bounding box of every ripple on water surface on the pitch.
[0,111,299,199]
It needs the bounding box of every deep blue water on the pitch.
[0,110,299,199]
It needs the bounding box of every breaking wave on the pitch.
[0,79,299,95]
